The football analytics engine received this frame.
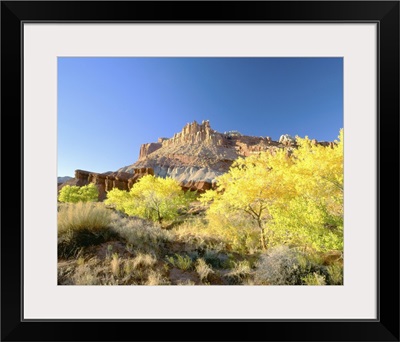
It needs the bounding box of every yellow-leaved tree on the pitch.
[201,129,343,252]
[269,129,344,252]
[105,175,194,223]
[200,148,295,249]
[58,183,99,203]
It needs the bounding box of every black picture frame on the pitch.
[1,1,399,341]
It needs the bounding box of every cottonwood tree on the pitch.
[201,129,343,252]
[58,183,99,203]
[106,175,194,223]
[201,149,294,250]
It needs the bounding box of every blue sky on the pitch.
[58,57,343,177]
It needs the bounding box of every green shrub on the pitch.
[58,202,117,258]
[326,263,343,285]
[228,260,252,281]
[165,254,193,271]
[59,183,99,203]
[302,272,326,285]
[202,249,229,269]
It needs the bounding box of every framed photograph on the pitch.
[1,1,399,341]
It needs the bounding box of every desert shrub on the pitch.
[146,271,170,286]
[187,250,200,261]
[228,260,252,281]
[302,272,326,285]
[72,263,101,285]
[165,254,193,271]
[179,212,260,254]
[110,215,171,255]
[118,255,158,284]
[202,249,229,269]
[58,184,99,203]
[132,253,157,270]
[110,253,121,277]
[195,258,214,283]
[58,202,117,259]
[172,217,229,251]
[177,279,196,286]
[253,245,327,285]
[326,263,343,285]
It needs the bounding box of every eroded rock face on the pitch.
[120,120,287,185]
[75,169,91,186]
[139,143,162,160]
[181,180,215,192]
[161,120,224,147]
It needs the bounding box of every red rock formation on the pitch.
[135,167,154,176]
[58,168,155,201]
[75,169,91,186]
[181,180,215,193]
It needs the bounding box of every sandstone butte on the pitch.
[58,120,334,200]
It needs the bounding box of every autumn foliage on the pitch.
[58,183,99,203]
[105,175,194,223]
[200,129,343,252]
[58,131,344,285]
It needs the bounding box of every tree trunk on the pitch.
[260,233,267,250]
[258,219,267,250]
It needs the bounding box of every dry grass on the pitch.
[110,215,171,255]
[176,279,196,286]
[72,261,101,285]
[110,253,121,277]
[58,204,342,286]
[58,203,118,259]
[172,217,228,251]
[195,258,214,283]
[58,202,113,233]
[146,270,170,285]
[132,253,157,270]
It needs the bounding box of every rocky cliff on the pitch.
[119,120,294,186]
[64,120,333,198]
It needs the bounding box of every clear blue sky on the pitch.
[58,57,343,177]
